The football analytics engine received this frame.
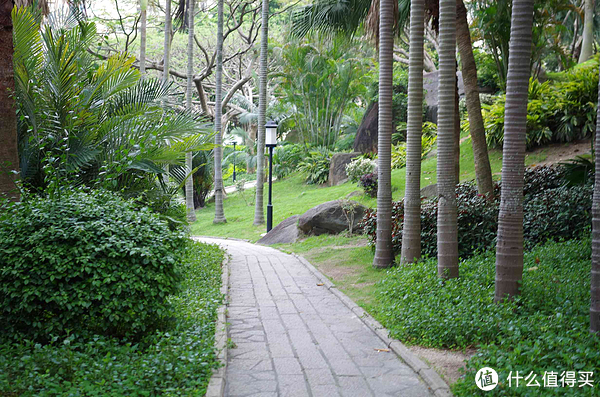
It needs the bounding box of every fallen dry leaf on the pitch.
[316,283,324,286]
[374,348,390,353]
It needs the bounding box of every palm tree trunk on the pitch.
[590,62,600,333]
[139,0,147,78]
[373,0,394,268]
[0,6,19,201]
[213,0,226,224]
[253,0,269,226]
[456,0,493,196]
[455,75,460,185]
[437,0,459,279]
[579,0,595,63]
[494,0,535,302]
[162,0,171,85]
[185,0,196,222]
[400,0,425,264]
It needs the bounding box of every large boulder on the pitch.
[353,102,379,153]
[298,200,367,236]
[328,152,361,186]
[257,215,300,245]
[420,183,437,200]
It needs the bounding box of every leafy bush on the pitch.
[361,166,591,258]
[0,241,224,396]
[346,157,376,183]
[484,57,599,149]
[0,189,187,341]
[299,148,332,184]
[359,173,378,197]
[273,143,305,180]
[373,238,599,396]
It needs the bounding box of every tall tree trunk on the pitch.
[400,0,425,264]
[139,0,147,77]
[494,0,535,302]
[0,2,18,201]
[579,0,595,63]
[162,0,171,85]
[253,0,269,226]
[213,0,226,223]
[455,74,460,185]
[373,0,394,268]
[185,0,196,222]
[456,0,493,196]
[437,0,458,279]
[590,62,600,333]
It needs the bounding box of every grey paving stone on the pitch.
[195,237,434,397]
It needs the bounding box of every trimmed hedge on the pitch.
[0,189,187,341]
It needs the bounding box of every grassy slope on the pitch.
[192,137,546,241]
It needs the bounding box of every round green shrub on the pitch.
[0,189,187,341]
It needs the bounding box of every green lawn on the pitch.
[191,137,546,241]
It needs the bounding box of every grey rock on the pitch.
[345,190,362,199]
[420,184,437,199]
[353,102,379,154]
[298,200,367,236]
[328,152,361,187]
[257,215,300,245]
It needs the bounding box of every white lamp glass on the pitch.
[265,121,278,146]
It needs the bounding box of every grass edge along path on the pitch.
[0,241,225,397]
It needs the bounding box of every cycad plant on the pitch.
[13,6,212,219]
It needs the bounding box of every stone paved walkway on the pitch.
[196,237,434,397]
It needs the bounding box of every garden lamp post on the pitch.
[232,142,236,183]
[265,120,278,232]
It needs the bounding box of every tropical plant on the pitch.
[298,148,331,185]
[213,0,226,224]
[494,0,535,302]
[272,143,304,180]
[13,6,211,217]
[359,172,378,197]
[184,0,197,222]
[276,35,373,149]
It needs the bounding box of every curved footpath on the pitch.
[195,237,441,397]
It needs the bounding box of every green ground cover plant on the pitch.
[373,238,599,396]
[0,240,224,396]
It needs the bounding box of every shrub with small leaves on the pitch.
[345,157,376,183]
[359,173,378,197]
[0,189,187,341]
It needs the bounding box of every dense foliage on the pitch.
[483,57,599,149]
[0,241,224,396]
[298,147,332,184]
[0,189,187,341]
[346,157,376,183]
[361,166,592,258]
[373,238,599,396]
[359,172,378,197]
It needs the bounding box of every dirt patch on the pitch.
[409,346,476,385]
[526,138,592,167]
[304,253,362,283]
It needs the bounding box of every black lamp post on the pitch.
[265,120,278,232]
[232,142,236,183]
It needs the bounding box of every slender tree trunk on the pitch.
[494,0,535,302]
[253,0,269,226]
[400,0,425,264]
[0,2,19,201]
[185,0,196,222]
[213,0,226,223]
[579,0,595,63]
[437,0,459,279]
[139,0,147,77]
[162,0,171,85]
[591,61,600,333]
[373,0,394,268]
[455,73,460,185]
[456,0,493,196]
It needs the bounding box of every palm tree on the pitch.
[436,0,458,279]
[400,0,425,264]
[253,0,269,226]
[579,0,595,63]
[591,61,600,333]
[372,0,395,268]
[213,0,226,224]
[139,0,147,77]
[494,0,535,302]
[185,0,196,222]
[457,0,493,196]
[0,4,19,201]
